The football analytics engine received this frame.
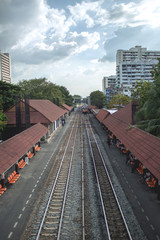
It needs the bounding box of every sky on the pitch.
[1,0,160,97]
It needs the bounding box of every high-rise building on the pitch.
[0,51,11,83]
[116,46,160,96]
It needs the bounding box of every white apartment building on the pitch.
[0,51,11,83]
[102,75,116,94]
[116,46,160,96]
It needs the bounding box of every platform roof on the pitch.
[5,99,67,125]
[0,123,48,176]
[103,115,160,180]
[96,109,110,123]
[88,105,97,112]
[62,104,73,112]
[112,102,138,124]
[29,100,67,122]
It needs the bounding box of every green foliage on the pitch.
[134,59,160,137]
[0,94,3,111]
[73,95,82,104]
[18,78,49,99]
[136,119,160,137]
[0,80,22,111]
[42,82,63,105]
[90,90,106,109]
[59,86,73,106]
[0,111,8,131]
[131,80,152,107]
[108,93,130,109]
[17,78,73,106]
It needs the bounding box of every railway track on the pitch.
[85,116,132,240]
[22,110,134,240]
[33,115,80,240]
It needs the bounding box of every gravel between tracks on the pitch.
[89,114,147,240]
[21,111,148,240]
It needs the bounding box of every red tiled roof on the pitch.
[0,123,48,175]
[96,109,110,123]
[112,102,138,124]
[88,105,97,109]
[28,99,67,122]
[62,104,73,112]
[5,99,67,125]
[88,105,97,112]
[103,115,160,180]
[6,111,51,125]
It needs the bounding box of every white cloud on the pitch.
[69,31,100,53]
[109,0,160,28]
[90,59,99,64]
[68,1,109,28]
[134,0,160,28]
[2,0,160,97]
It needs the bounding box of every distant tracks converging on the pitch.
[85,116,132,240]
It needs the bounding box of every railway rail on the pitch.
[81,118,85,240]
[22,110,134,240]
[85,116,132,240]
[34,115,80,239]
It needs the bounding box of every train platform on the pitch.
[0,114,73,240]
[0,123,48,194]
[89,113,160,240]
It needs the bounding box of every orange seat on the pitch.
[18,159,26,168]
[35,145,41,152]
[8,171,20,184]
[146,176,156,188]
[122,148,128,154]
[27,151,34,159]
[0,184,7,192]
[137,164,143,175]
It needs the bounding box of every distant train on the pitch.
[82,105,88,114]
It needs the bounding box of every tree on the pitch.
[0,80,22,111]
[90,90,106,109]
[59,86,73,106]
[108,93,130,109]
[73,95,82,104]
[18,78,49,99]
[0,93,8,133]
[134,59,160,137]
[43,82,63,105]
[0,81,19,134]
[0,112,7,132]
[17,78,73,106]
[131,80,152,107]
[17,78,63,105]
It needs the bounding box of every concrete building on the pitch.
[116,46,160,96]
[0,51,11,83]
[102,75,116,94]
[102,75,117,105]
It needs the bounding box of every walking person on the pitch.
[126,151,130,165]
[131,158,139,173]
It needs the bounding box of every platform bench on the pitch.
[27,151,34,159]
[18,159,26,169]
[8,171,20,184]
[0,184,7,196]
[146,176,156,188]
[137,163,143,175]
[35,145,41,152]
